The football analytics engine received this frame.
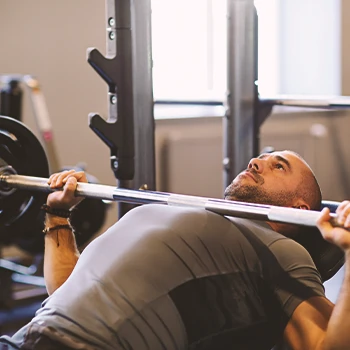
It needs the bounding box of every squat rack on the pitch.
[87,0,350,218]
[87,0,155,217]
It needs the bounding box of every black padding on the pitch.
[295,200,344,282]
[321,200,340,213]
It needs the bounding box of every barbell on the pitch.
[0,116,340,231]
[0,115,344,282]
[0,171,341,228]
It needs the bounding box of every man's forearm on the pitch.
[323,251,350,349]
[44,215,80,295]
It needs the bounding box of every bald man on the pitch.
[0,150,348,349]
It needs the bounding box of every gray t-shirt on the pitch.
[0,204,325,349]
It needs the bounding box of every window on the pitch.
[255,0,279,96]
[277,0,341,96]
[151,0,227,101]
[151,0,341,102]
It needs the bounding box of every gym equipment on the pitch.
[224,0,350,192]
[0,115,107,252]
[0,78,23,121]
[87,0,155,218]
[0,172,343,228]
[0,116,49,245]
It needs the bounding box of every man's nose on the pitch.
[248,158,264,173]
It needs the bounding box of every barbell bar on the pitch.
[0,171,339,228]
[0,115,343,283]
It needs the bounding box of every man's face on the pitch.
[224,151,309,207]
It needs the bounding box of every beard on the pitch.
[224,182,295,207]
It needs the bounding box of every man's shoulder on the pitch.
[227,217,313,263]
[227,217,288,245]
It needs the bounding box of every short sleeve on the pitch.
[269,237,325,319]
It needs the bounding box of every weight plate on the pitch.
[0,116,49,244]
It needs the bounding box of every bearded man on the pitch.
[0,150,348,350]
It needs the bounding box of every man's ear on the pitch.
[293,199,310,211]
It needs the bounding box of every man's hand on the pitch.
[317,200,350,251]
[47,170,88,210]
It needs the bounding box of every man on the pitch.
[0,150,348,349]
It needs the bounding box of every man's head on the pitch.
[224,150,322,211]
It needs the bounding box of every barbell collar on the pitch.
[0,174,338,228]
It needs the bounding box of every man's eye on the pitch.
[276,163,285,170]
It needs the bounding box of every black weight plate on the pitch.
[70,198,108,247]
[0,116,49,244]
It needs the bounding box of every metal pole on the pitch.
[0,174,338,228]
[224,0,258,189]
[88,0,155,218]
[130,0,155,191]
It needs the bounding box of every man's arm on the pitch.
[44,214,79,295]
[284,201,350,349]
[43,170,87,295]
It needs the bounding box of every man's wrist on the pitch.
[345,250,350,261]
[45,214,70,227]
[43,224,72,234]
[41,204,72,218]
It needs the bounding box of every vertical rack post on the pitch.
[223,0,258,188]
[87,0,155,218]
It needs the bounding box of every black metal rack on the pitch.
[87,0,155,217]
